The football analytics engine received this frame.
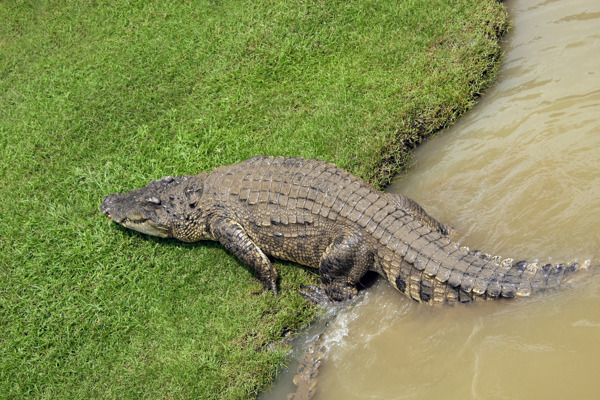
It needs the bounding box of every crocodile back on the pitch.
[206,156,383,227]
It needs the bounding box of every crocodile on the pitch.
[101,156,584,304]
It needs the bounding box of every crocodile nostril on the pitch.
[146,197,161,205]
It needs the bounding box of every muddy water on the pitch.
[261,0,600,399]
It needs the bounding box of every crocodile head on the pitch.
[101,173,210,241]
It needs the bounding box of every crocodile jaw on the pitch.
[101,193,172,238]
[119,216,171,238]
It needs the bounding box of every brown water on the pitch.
[261,0,600,398]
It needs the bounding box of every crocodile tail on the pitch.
[489,258,583,298]
[392,245,587,304]
[443,249,586,303]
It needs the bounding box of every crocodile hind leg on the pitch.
[301,232,374,303]
[209,216,278,295]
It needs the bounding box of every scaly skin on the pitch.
[101,156,582,304]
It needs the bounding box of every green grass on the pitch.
[0,0,508,398]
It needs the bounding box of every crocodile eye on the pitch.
[146,197,161,205]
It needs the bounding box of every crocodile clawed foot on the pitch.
[299,285,333,305]
[261,278,278,296]
[270,280,278,296]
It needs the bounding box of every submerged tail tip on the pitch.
[566,259,594,280]
[530,259,591,294]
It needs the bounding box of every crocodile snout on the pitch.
[100,194,118,219]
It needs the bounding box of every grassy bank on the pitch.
[0,0,508,398]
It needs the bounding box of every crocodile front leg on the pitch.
[209,216,278,295]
